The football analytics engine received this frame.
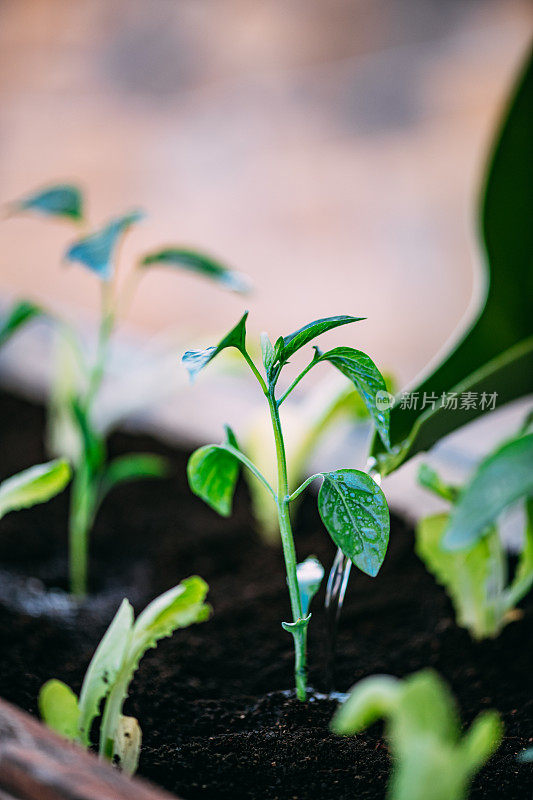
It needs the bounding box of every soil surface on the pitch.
[0,391,531,800]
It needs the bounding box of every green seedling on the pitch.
[416,425,533,640]
[7,183,249,596]
[39,576,210,775]
[332,670,502,800]
[0,459,71,520]
[183,312,391,700]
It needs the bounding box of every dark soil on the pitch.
[0,390,531,800]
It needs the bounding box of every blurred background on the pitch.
[0,0,531,512]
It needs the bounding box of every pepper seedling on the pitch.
[331,669,502,800]
[39,576,210,775]
[183,312,390,700]
[416,424,533,640]
[7,183,249,597]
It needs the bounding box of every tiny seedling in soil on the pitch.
[416,420,533,640]
[39,576,210,775]
[332,669,502,800]
[183,311,391,700]
[6,183,249,597]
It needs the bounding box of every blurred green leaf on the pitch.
[0,301,43,348]
[317,469,389,577]
[443,433,533,549]
[12,184,83,222]
[417,464,459,503]
[65,210,144,280]
[372,47,533,475]
[182,311,248,380]
[140,247,249,293]
[99,453,169,503]
[0,459,71,520]
[39,679,80,741]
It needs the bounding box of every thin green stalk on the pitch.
[268,390,307,700]
[68,464,92,597]
[277,359,316,407]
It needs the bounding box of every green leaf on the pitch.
[113,715,142,776]
[331,675,401,735]
[0,459,71,520]
[417,464,459,503]
[415,514,503,639]
[0,301,43,348]
[12,184,83,221]
[396,670,460,745]
[317,469,389,577]
[65,210,144,280]
[99,453,169,504]
[140,248,249,293]
[296,557,324,616]
[507,498,533,607]
[39,679,80,741]
[187,426,240,517]
[371,49,533,475]
[443,433,533,550]
[276,315,364,364]
[313,346,390,449]
[77,599,134,745]
[460,711,502,775]
[182,311,248,380]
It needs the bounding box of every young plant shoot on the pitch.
[8,183,249,597]
[183,312,391,700]
[39,576,210,775]
[331,670,502,800]
[416,426,533,640]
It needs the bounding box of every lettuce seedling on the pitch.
[416,428,533,639]
[332,670,502,800]
[183,312,390,700]
[39,576,210,774]
[7,183,249,596]
[0,459,71,520]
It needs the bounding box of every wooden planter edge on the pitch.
[0,697,177,800]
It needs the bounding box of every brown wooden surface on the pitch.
[0,697,176,800]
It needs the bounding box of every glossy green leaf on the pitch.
[182,311,248,380]
[317,469,389,577]
[415,514,503,639]
[140,248,249,293]
[313,346,390,449]
[77,598,133,745]
[39,679,80,741]
[296,557,324,616]
[417,464,459,503]
[371,48,533,475]
[12,184,83,222]
[0,459,71,520]
[444,433,533,550]
[65,210,144,280]
[276,315,364,364]
[0,301,43,348]
[187,426,240,517]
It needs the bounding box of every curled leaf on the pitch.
[66,210,144,280]
[187,426,240,517]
